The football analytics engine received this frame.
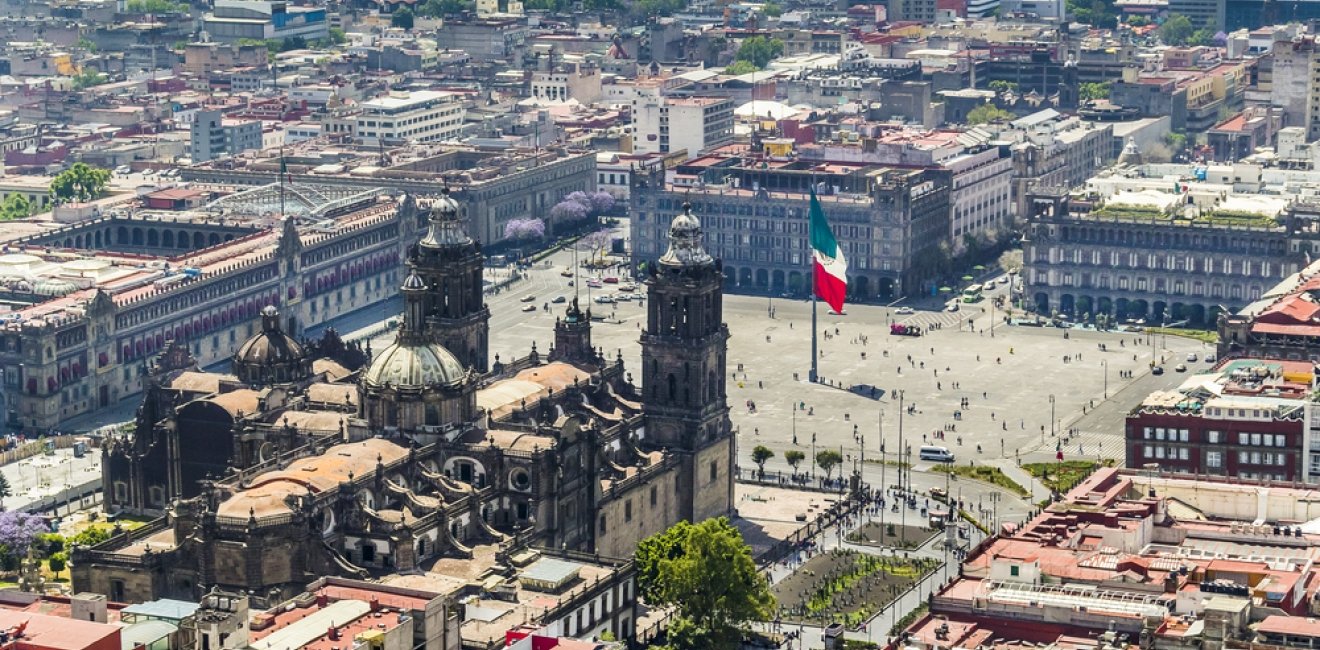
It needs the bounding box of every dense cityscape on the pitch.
[0,0,1315,649]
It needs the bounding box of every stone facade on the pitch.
[631,161,952,302]
[76,200,735,625]
[1023,188,1307,324]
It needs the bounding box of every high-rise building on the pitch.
[355,91,467,146]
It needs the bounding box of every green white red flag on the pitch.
[810,189,847,313]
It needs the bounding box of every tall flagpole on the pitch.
[810,252,818,383]
[809,179,818,384]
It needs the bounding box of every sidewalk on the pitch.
[984,458,1050,504]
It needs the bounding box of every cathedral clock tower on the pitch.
[640,203,734,522]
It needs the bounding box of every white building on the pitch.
[355,90,466,146]
[631,96,733,157]
[530,65,602,104]
[595,151,667,202]
[945,146,1014,251]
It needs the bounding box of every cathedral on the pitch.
[75,192,736,610]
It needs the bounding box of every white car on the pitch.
[895,306,915,315]
[595,295,615,304]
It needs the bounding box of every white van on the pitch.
[919,445,956,463]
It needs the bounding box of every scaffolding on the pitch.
[204,183,385,218]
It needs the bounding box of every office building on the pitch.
[631,96,734,157]
[189,109,262,163]
[355,91,467,147]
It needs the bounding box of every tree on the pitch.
[816,449,842,479]
[76,37,98,52]
[0,194,30,221]
[966,104,1013,125]
[1189,28,1215,46]
[419,0,472,15]
[635,518,774,647]
[988,80,1018,93]
[391,6,415,29]
[588,190,615,214]
[751,446,774,476]
[0,511,48,560]
[1080,82,1111,101]
[328,27,347,44]
[762,1,782,16]
[1164,132,1187,154]
[280,35,307,51]
[734,35,784,69]
[997,248,1023,274]
[49,163,110,204]
[47,552,65,574]
[549,199,589,223]
[1160,14,1194,46]
[71,68,106,90]
[0,473,10,508]
[70,527,111,548]
[126,0,185,12]
[503,218,546,241]
[784,450,805,471]
[725,60,759,75]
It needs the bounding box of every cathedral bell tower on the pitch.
[408,189,490,372]
[640,203,734,523]
[550,297,594,365]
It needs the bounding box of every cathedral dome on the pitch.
[362,340,467,389]
[232,306,310,385]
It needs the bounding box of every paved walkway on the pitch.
[983,458,1052,505]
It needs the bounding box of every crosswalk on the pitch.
[896,310,969,331]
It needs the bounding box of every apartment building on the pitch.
[355,90,466,146]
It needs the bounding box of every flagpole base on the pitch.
[808,371,817,383]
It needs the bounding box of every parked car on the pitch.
[1152,366,1165,375]
[552,296,567,304]
[1175,363,1187,372]
[521,304,536,312]
[520,294,536,302]
[895,306,915,315]
[1187,353,1198,362]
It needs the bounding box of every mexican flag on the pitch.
[810,189,847,313]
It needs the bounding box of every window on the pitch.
[1010,565,1020,577]
[1207,451,1222,468]
[650,485,658,507]
[1144,445,1153,458]
[709,461,718,483]
[1252,433,1262,446]
[1277,434,1288,447]
[625,500,633,523]
[599,514,607,534]
[1180,429,1190,442]
[1239,451,1250,464]
[1179,448,1189,460]
[1208,431,1221,443]
[1239,432,1250,445]
[1156,428,1166,440]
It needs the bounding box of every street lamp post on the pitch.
[1049,394,1056,440]
[811,433,817,484]
[1103,360,1109,398]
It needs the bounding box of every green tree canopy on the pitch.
[391,6,415,29]
[762,1,782,16]
[734,35,784,69]
[751,446,774,473]
[988,80,1018,93]
[328,27,347,44]
[725,60,759,75]
[49,163,110,204]
[784,450,805,470]
[816,449,842,478]
[1159,14,1194,45]
[71,68,106,90]
[126,0,186,12]
[419,0,473,14]
[1080,81,1111,101]
[636,518,774,647]
[966,104,1014,125]
[0,194,31,221]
